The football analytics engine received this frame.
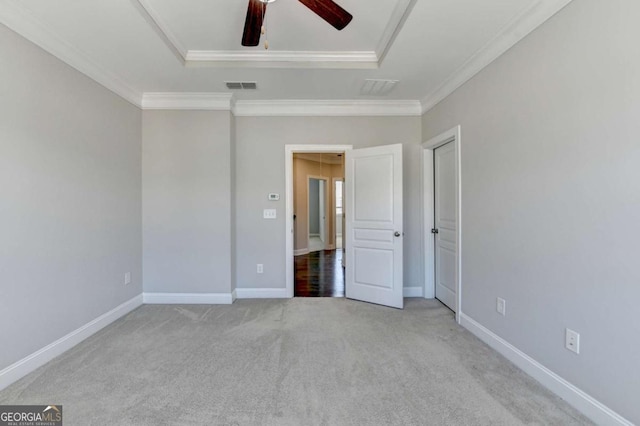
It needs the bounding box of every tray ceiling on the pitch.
[0,0,574,112]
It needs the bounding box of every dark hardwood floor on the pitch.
[294,250,345,297]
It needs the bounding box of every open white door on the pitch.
[434,142,457,311]
[345,144,403,309]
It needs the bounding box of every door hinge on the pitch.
[431,228,439,234]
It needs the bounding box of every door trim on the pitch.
[285,145,353,298]
[422,126,462,323]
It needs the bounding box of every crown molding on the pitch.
[141,93,234,110]
[376,0,417,64]
[420,0,574,114]
[130,0,187,65]
[185,50,378,69]
[141,95,422,116]
[0,0,142,107]
[233,100,422,117]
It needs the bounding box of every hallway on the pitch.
[294,250,344,297]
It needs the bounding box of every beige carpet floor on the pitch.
[0,298,592,425]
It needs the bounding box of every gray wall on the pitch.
[308,179,320,235]
[421,0,640,422]
[0,24,142,369]
[235,116,422,289]
[142,110,233,295]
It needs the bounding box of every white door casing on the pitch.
[286,145,353,298]
[422,126,461,322]
[434,142,457,311]
[345,144,403,309]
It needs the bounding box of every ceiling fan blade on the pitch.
[298,0,353,30]
[242,0,265,47]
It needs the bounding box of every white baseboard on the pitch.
[403,286,424,298]
[309,233,320,237]
[143,292,234,304]
[460,313,633,426]
[0,294,143,392]
[231,289,237,302]
[294,248,309,256]
[235,288,289,299]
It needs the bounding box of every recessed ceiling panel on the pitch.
[147,0,399,52]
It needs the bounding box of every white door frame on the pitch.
[285,145,353,298]
[422,126,462,323]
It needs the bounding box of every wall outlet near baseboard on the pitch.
[257,264,264,274]
[496,297,506,316]
[565,328,580,354]
[124,272,131,285]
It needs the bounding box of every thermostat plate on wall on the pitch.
[268,193,280,201]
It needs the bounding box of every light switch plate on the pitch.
[565,328,580,354]
[263,209,276,219]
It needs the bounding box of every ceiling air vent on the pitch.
[225,81,258,90]
[360,79,399,96]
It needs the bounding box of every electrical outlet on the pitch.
[496,297,506,316]
[565,328,580,354]
[257,264,264,274]
[124,272,131,285]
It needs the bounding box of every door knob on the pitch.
[394,232,401,237]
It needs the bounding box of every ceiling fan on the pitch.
[241,0,353,47]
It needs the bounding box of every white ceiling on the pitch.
[0,0,573,112]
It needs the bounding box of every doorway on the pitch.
[292,152,346,297]
[285,143,405,309]
[422,126,462,322]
